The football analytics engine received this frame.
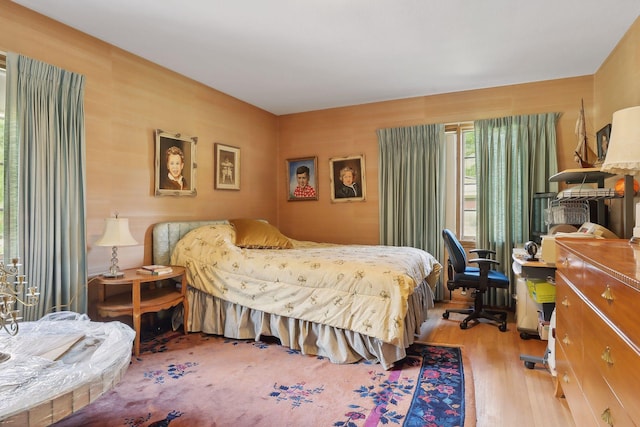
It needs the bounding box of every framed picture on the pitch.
[154,129,197,197]
[287,157,318,201]
[329,155,366,202]
[596,124,611,161]
[215,143,240,190]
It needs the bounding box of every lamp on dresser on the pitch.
[95,215,138,277]
[600,105,640,242]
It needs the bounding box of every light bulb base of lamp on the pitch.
[102,246,124,278]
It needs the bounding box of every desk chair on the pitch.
[441,229,509,332]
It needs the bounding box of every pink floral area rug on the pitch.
[53,331,475,427]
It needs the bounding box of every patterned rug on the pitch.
[53,331,475,427]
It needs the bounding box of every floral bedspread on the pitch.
[171,224,441,344]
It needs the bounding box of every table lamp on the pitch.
[600,105,640,242]
[95,215,138,277]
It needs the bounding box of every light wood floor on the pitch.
[419,302,575,427]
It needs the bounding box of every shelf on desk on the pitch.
[548,168,614,185]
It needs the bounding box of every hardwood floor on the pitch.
[419,302,575,427]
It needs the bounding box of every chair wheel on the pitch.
[460,322,468,330]
[499,323,507,332]
[524,361,536,369]
[442,312,450,319]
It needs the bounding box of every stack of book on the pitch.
[136,265,173,275]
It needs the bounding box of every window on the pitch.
[445,123,476,240]
[461,126,476,240]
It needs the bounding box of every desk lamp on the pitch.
[95,215,138,277]
[600,106,640,242]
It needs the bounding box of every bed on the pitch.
[152,219,441,369]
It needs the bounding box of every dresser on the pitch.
[555,238,640,427]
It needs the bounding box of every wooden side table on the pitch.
[94,266,188,357]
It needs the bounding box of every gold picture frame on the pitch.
[154,129,197,197]
[596,123,611,161]
[286,156,318,201]
[215,143,240,190]
[329,154,366,202]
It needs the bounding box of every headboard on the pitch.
[152,220,229,265]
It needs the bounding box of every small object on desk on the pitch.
[139,265,173,274]
[524,241,539,261]
[136,267,173,275]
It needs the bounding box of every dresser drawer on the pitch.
[556,245,584,288]
[582,304,640,423]
[556,344,596,426]
[582,262,640,344]
[581,366,636,427]
[555,273,584,377]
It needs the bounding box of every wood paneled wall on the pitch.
[278,78,594,244]
[592,16,640,235]
[1,1,279,275]
[594,16,640,130]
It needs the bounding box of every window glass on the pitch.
[461,128,476,239]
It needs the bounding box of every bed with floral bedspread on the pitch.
[153,219,441,369]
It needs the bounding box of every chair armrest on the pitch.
[468,258,500,291]
[470,248,496,258]
[468,257,500,267]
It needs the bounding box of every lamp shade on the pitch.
[95,218,138,247]
[601,106,640,176]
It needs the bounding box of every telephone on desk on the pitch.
[540,222,617,264]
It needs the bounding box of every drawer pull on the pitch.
[562,334,571,346]
[601,285,614,302]
[601,346,614,366]
[561,258,569,267]
[561,296,570,308]
[562,372,570,384]
[601,408,613,426]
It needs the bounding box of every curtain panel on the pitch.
[377,124,446,299]
[475,113,559,308]
[5,53,88,319]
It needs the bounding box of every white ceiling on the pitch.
[11,0,640,115]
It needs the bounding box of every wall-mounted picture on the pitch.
[155,129,197,197]
[215,143,240,190]
[596,123,611,161]
[329,155,366,202]
[287,156,318,201]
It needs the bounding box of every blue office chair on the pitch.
[441,229,509,332]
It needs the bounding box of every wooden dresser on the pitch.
[555,238,640,427]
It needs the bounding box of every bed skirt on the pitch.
[173,280,434,370]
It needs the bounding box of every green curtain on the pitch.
[377,124,446,299]
[5,53,87,319]
[475,113,559,308]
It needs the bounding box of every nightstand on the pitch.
[94,266,188,357]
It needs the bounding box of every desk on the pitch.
[512,249,556,339]
[95,266,188,357]
[512,248,557,372]
[0,312,135,426]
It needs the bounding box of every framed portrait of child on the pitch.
[286,156,318,201]
[329,154,366,203]
[215,143,241,190]
[154,129,197,197]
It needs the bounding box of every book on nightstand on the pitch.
[137,265,173,275]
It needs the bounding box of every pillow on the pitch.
[229,219,293,249]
